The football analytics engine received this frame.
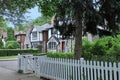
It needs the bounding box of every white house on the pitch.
[24,23,73,53]
[30,23,53,52]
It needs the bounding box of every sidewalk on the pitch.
[0,66,40,80]
[0,60,40,80]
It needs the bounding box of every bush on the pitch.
[82,38,93,60]
[91,36,114,56]
[47,52,74,59]
[0,49,40,56]
[5,41,20,49]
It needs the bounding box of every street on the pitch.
[0,60,40,80]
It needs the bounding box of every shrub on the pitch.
[47,52,74,59]
[82,38,93,60]
[0,49,40,56]
[5,41,20,49]
[91,36,114,56]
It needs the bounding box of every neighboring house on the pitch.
[24,25,33,49]
[14,30,26,49]
[30,23,53,52]
[1,29,7,47]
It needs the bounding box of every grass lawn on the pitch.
[0,56,17,59]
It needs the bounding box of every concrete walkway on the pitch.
[0,60,40,80]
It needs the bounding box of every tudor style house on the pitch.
[24,23,74,53]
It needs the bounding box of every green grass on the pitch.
[0,56,17,59]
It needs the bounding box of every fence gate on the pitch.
[18,54,35,73]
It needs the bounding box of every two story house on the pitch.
[24,23,74,53]
[30,23,53,52]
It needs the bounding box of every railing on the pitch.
[18,54,120,80]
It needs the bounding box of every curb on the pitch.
[0,58,18,61]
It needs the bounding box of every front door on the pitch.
[62,41,65,52]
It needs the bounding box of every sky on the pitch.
[8,6,41,27]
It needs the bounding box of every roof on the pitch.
[14,30,26,36]
[34,23,53,32]
[48,35,60,43]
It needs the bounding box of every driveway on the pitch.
[0,60,40,80]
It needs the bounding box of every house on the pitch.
[30,23,53,52]
[14,30,26,49]
[24,25,33,49]
[25,22,74,53]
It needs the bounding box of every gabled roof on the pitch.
[14,30,26,36]
[48,35,60,43]
[34,23,53,32]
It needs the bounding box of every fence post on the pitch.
[18,54,21,71]
[118,63,120,80]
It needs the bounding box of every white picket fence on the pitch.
[18,54,120,80]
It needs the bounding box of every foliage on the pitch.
[0,49,40,56]
[31,16,51,26]
[0,39,3,49]
[47,52,74,59]
[0,18,7,28]
[5,41,20,49]
[15,25,28,31]
[82,38,93,59]
[0,0,36,26]
[6,27,16,41]
[91,36,114,56]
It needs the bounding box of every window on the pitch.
[32,32,37,40]
[17,35,20,41]
[48,42,57,50]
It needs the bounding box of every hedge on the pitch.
[0,49,40,56]
[47,52,74,59]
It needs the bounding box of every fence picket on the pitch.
[93,61,97,80]
[18,55,120,80]
[90,61,93,80]
[87,61,90,80]
[105,62,108,80]
[109,62,113,80]
[113,62,117,80]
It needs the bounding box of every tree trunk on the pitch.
[74,12,83,60]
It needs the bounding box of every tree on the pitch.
[0,0,36,26]
[6,27,16,41]
[36,0,120,59]
[5,41,20,49]
[31,16,51,26]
